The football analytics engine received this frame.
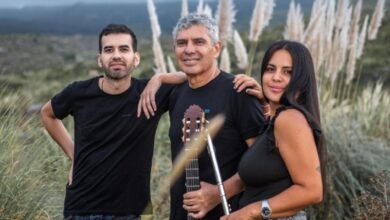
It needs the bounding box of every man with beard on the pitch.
[40,24,185,219]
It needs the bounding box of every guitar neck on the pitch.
[185,157,200,192]
[187,214,196,220]
[182,104,205,220]
[185,158,200,220]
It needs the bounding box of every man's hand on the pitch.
[183,181,220,219]
[137,72,187,119]
[137,75,162,119]
[233,74,264,101]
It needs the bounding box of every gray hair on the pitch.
[172,13,219,45]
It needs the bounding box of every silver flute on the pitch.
[206,133,231,216]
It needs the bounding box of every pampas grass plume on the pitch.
[357,15,369,58]
[337,7,352,73]
[349,0,362,45]
[152,34,167,73]
[167,56,177,73]
[203,4,213,18]
[346,32,358,84]
[335,0,349,30]
[147,0,161,37]
[368,0,385,40]
[233,30,248,70]
[284,1,304,42]
[324,0,336,58]
[216,0,236,44]
[303,4,326,46]
[249,0,274,42]
[181,0,188,18]
[197,0,204,14]
[219,47,231,73]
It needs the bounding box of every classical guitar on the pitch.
[182,104,230,219]
[183,104,205,220]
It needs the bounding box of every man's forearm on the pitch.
[40,101,74,160]
[45,119,74,160]
[158,71,187,84]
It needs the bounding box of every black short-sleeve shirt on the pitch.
[168,71,265,219]
[51,76,172,216]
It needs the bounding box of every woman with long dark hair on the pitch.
[222,40,326,219]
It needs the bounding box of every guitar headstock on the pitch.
[182,105,206,145]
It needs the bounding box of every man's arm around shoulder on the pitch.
[137,71,187,118]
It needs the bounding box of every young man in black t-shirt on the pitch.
[138,14,266,220]
[40,24,185,219]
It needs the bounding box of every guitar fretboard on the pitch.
[185,158,200,191]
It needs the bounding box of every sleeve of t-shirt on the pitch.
[51,82,76,120]
[155,84,176,114]
[231,91,266,140]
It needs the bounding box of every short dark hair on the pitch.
[98,24,138,53]
[260,40,326,195]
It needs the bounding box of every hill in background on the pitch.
[0,0,314,36]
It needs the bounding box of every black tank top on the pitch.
[238,106,321,207]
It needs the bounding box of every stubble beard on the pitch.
[104,64,135,80]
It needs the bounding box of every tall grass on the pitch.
[150,114,172,219]
[307,81,390,218]
[0,86,69,219]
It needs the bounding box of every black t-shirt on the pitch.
[168,71,265,220]
[238,106,321,207]
[51,76,172,216]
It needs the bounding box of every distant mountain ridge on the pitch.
[0,0,315,36]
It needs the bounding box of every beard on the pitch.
[103,64,135,80]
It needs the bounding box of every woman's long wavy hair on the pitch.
[260,40,326,195]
